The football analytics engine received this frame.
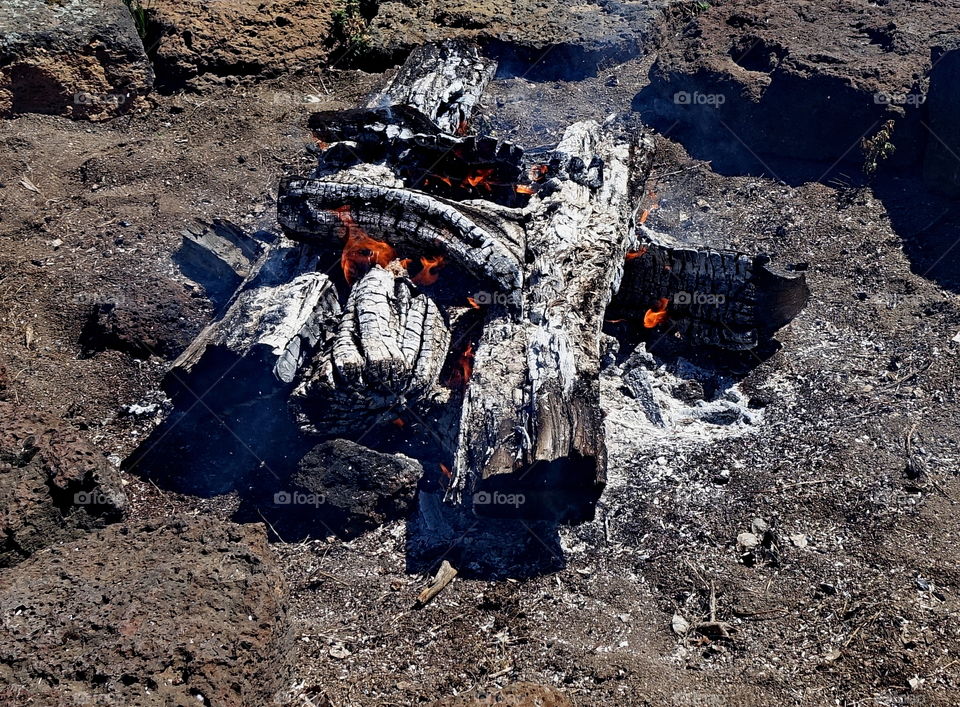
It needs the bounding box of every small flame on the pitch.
[515,184,535,195]
[530,164,549,181]
[466,297,480,309]
[462,168,495,192]
[334,206,396,285]
[447,342,475,389]
[412,255,446,286]
[625,246,648,261]
[639,190,660,224]
[643,298,669,328]
[398,257,412,269]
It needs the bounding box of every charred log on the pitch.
[365,39,497,135]
[277,177,525,295]
[448,123,656,523]
[613,226,810,349]
[126,242,339,495]
[292,265,452,435]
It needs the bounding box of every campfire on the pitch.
[136,40,809,524]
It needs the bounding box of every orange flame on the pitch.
[643,298,669,328]
[333,206,395,285]
[462,168,495,192]
[639,190,660,224]
[447,342,475,389]
[626,246,648,261]
[412,255,446,286]
[515,184,535,195]
[466,297,480,309]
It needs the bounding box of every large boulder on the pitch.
[0,516,293,706]
[365,0,670,79]
[631,0,947,180]
[149,0,339,88]
[0,0,153,120]
[0,402,127,567]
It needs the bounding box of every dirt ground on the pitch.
[3,1,960,705]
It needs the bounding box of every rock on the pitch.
[672,613,691,636]
[365,0,671,79]
[0,402,126,567]
[737,532,760,550]
[0,516,292,706]
[77,278,206,360]
[431,682,572,707]
[923,42,960,197]
[261,439,422,538]
[149,1,339,88]
[632,0,947,180]
[0,0,153,120]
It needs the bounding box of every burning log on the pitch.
[447,124,655,522]
[365,39,497,135]
[614,226,810,349]
[139,39,809,522]
[277,178,525,295]
[292,265,452,435]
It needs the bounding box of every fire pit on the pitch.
[129,40,808,529]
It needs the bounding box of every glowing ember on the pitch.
[455,120,470,136]
[412,255,446,286]
[466,297,480,309]
[530,164,549,181]
[643,298,669,328]
[515,184,535,195]
[439,463,452,478]
[625,246,648,260]
[392,417,406,428]
[462,168,495,192]
[333,206,396,285]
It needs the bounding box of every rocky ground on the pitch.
[2,0,960,705]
